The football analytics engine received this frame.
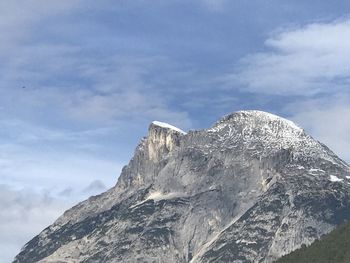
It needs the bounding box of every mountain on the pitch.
[276,220,350,263]
[14,110,350,263]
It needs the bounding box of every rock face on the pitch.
[14,111,350,263]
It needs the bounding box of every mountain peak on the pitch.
[14,110,350,263]
[209,110,304,143]
[215,110,303,133]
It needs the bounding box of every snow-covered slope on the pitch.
[14,110,350,263]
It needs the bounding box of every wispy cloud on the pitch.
[0,178,109,262]
[0,51,192,130]
[0,1,81,52]
[0,0,193,130]
[0,185,72,262]
[227,17,350,96]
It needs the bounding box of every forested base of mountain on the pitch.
[276,220,350,263]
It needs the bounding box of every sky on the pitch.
[1,0,350,261]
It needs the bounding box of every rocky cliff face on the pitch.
[14,111,350,263]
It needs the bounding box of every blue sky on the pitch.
[1,0,350,261]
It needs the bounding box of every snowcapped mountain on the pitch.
[14,110,350,263]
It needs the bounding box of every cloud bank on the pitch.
[230,17,350,96]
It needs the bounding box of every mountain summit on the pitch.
[14,111,350,263]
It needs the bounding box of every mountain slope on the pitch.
[14,110,350,263]
[275,220,350,263]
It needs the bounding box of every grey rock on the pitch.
[13,111,350,263]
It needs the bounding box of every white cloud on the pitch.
[228,17,350,95]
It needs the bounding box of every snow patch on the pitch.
[129,192,178,209]
[241,110,303,132]
[329,175,343,182]
[152,121,186,134]
[146,191,182,201]
[236,239,257,245]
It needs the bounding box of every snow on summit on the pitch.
[209,110,304,139]
[152,121,186,134]
[220,110,303,132]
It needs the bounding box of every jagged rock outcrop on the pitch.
[14,111,350,263]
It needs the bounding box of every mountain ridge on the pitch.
[14,110,350,263]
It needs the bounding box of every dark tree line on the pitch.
[276,220,350,263]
